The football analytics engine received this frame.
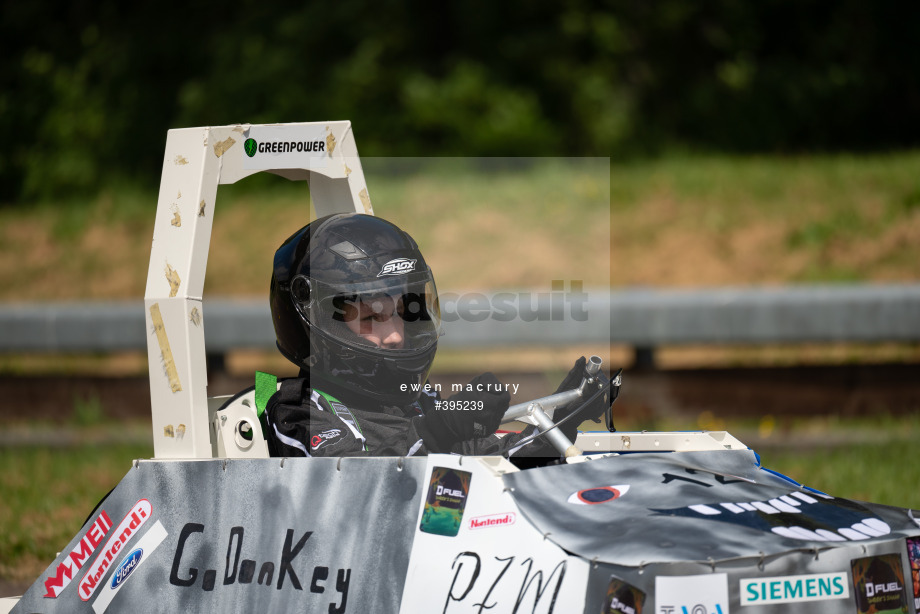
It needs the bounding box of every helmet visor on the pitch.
[296,271,441,352]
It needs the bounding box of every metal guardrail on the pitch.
[1,285,919,360]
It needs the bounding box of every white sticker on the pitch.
[656,573,729,614]
[739,572,849,606]
[91,520,168,614]
[242,125,331,170]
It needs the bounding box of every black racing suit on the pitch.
[263,375,556,459]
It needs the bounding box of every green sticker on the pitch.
[254,371,277,418]
[244,138,258,157]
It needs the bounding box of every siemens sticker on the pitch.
[740,572,849,606]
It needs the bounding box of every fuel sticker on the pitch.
[603,576,645,614]
[419,467,472,537]
[851,553,908,614]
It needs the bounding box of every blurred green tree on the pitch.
[1,0,917,203]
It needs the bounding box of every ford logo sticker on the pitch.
[111,548,143,589]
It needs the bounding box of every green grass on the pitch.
[2,151,920,301]
[0,441,152,584]
[760,439,920,509]
[608,151,920,212]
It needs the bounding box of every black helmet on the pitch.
[270,213,441,404]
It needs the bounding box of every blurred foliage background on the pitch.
[2,0,919,203]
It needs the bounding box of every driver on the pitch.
[264,212,611,457]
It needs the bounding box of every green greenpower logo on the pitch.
[244,138,257,157]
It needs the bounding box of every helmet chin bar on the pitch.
[303,326,436,405]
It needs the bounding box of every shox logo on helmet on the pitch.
[377,258,417,277]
